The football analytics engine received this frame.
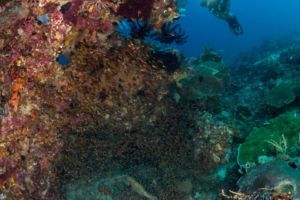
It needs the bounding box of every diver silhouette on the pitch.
[201,0,243,36]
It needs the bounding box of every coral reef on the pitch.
[2,1,300,200]
[192,112,235,171]
[220,35,300,200]
[2,1,227,200]
[0,0,10,7]
[0,0,187,199]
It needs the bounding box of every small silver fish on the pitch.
[125,176,158,200]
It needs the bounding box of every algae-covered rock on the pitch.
[176,179,193,194]
[238,159,300,199]
[265,80,296,108]
[0,2,29,31]
[178,61,228,100]
[238,111,300,166]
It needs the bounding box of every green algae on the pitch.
[238,111,300,166]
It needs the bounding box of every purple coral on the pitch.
[117,0,155,20]
[63,0,83,25]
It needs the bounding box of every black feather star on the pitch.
[128,20,153,40]
[117,20,188,45]
[151,22,188,44]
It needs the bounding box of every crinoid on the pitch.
[151,22,188,44]
[128,20,153,40]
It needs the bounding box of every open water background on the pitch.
[178,0,300,62]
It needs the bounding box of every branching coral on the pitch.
[266,134,288,155]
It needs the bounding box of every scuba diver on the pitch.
[200,0,243,36]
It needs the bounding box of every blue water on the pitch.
[179,0,300,62]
